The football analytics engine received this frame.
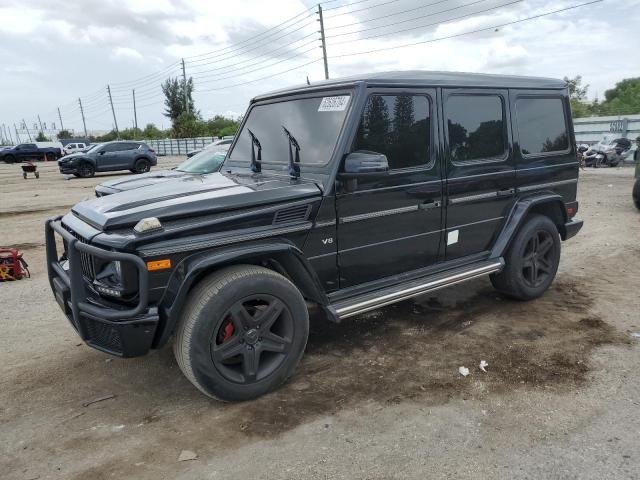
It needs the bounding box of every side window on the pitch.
[353,94,431,170]
[103,144,120,152]
[447,95,506,164]
[516,97,569,156]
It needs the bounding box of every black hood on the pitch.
[72,171,322,231]
[96,170,190,194]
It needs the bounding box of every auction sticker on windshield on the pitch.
[318,96,350,112]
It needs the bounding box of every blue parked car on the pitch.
[58,141,157,178]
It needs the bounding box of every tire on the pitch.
[174,265,309,401]
[45,153,56,162]
[633,180,640,210]
[490,214,561,301]
[4,155,15,164]
[133,158,150,174]
[77,162,95,178]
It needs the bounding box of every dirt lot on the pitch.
[1,158,639,480]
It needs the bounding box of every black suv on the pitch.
[58,141,157,177]
[46,72,583,401]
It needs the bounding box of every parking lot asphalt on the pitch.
[1,158,639,480]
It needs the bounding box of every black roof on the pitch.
[254,71,567,101]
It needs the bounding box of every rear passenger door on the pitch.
[442,89,515,260]
[510,92,577,203]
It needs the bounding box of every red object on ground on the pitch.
[0,248,30,281]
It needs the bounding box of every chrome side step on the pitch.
[330,259,504,320]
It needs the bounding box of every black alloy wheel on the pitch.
[77,162,95,178]
[134,158,150,173]
[174,265,309,401]
[212,295,294,384]
[490,214,561,301]
[521,230,555,289]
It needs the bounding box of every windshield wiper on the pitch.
[247,128,262,173]
[282,125,301,179]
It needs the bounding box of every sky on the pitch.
[0,0,638,138]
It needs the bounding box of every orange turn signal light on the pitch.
[146,259,172,271]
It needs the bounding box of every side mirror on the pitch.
[340,151,389,178]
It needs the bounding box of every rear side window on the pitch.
[516,98,569,156]
[446,95,506,164]
[353,94,431,170]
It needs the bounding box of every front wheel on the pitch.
[490,214,561,301]
[77,162,95,178]
[174,265,309,401]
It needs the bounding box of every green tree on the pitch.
[172,112,207,138]
[57,130,73,139]
[600,78,640,115]
[162,77,195,122]
[564,75,591,118]
[35,132,50,142]
[142,123,167,139]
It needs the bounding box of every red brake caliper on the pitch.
[221,320,235,343]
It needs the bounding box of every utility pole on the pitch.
[22,119,32,141]
[78,98,88,138]
[107,85,120,139]
[14,123,21,143]
[317,4,329,80]
[0,123,5,143]
[181,58,189,114]
[37,114,44,134]
[57,107,65,132]
[132,89,138,131]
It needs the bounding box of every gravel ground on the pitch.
[0,158,639,480]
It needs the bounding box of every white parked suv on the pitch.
[63,142,88,155]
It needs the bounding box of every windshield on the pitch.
[176,147,228,173]
[228,94,351,166]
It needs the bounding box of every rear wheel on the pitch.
[77,162,95,178]
[174,265,309,401]
[133,158,150,174]
[633,180,640,210]
[45,152,56,162]
[4,155,15,164]
[490,214,561,301]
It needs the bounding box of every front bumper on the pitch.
[45,217,158,357]
[58,162,78,174]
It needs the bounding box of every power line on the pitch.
[326,0,452,30]
[332,0,603,57]
[327,0,522,41]
[198,58,323,92]
[188,36,319,75]
[325,0,402,17]
[186,19,318,66]
[190,42,320,82]
[323,0,399,13]
[184,9,316,61]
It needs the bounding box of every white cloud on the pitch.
[111,47,144,61]
[0,0,639,132]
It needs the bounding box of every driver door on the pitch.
[335,90,443,288]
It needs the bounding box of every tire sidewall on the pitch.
[78,162,95,178]
[135,158,150,173]
[187,269,309,401]
[506,215,561,299]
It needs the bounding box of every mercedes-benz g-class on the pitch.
[46,71,583,401]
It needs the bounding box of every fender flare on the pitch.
[153,239,327,347]
[491,193,568,258]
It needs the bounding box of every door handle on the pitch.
[496,188,515,198]
[419,200,441,210]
